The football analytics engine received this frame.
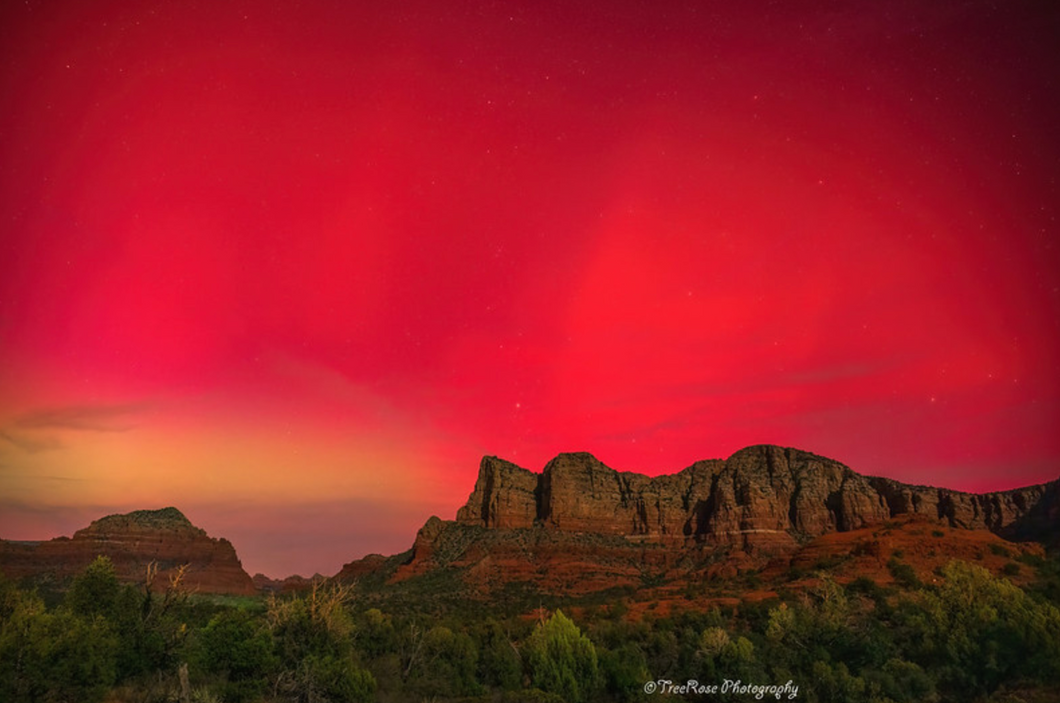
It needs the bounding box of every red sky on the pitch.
[1,0,1058,578]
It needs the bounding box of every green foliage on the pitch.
[813,553,850,571]
[268,580,355,665]
[810,660,869,702]
[265,581,376,702]
[888,557,922,589]
[194,608,275,702]
[1024,552,1060,606]
[476,618,523,690]
[407,624,481,698]
[525,610,601,703]
[989,543,1012,558]
[65,555,121,619]
[599,643,651,702]
[1017,552,1045,568]
[847,576,887,601]
[111,565,192,680]
[698,625,730,658]
[357,607,397,658]
[0,572,19,620]
[863,657,935,702]
[644,628,681,678]
[899,560,1060,698]
[302,654,375,703]
[0,590,117,703]
[7,553,1060,702]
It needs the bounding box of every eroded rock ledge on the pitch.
[454,445,1058,550]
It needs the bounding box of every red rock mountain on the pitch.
[457,446,1058,545]
[338,445,1059,594]
[0,507,255,595]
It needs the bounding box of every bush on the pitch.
[477,619,522,690]
[194,609,275,702]
[267,580,375,702]
[525,610,601,703]
[989,544,1012,558]
[65,555,121,619]
[888,558,922,589]
[599,643,650,702]
[305,654,375,702]
[902,561,1060,697]
[0,591,117,703]
[408,625,481,698]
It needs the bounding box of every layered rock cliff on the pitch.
[0,507,256,595]
[350,445,1057,593]
[455,445,1059,548]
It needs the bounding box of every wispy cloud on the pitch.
[12,403,149,433]
[0,402,150,456]
[0,430,64,454]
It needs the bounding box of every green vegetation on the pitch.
[3,552,1060,702]
[989,543,1012,558]
[888,556,923,589]
[525,610,601,702]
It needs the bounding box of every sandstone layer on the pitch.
[456,445,1058,547]
[342,445,1058,593]
[0,507,256,595]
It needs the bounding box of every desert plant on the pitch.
[524,610,601,703]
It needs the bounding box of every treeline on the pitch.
[2,555,1060,702]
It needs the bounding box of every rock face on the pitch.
[0,507,256,595]
[356,445,1058,595]
[455,445,1059,547]
[456,457,540,529]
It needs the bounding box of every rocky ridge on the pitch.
[340,445,1058,593]
[0,507,256,595]
[456,445,1058,546]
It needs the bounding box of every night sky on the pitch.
[1,0,1058,577]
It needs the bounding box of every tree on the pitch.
[195,608,276,702]
[112,561,192,681]
[267,580,375,702]
[268,579,355,665]
[476,618,522,690]
[903,560,1060,697]
[525,610,601,703]
[0,590,117,703]
[408,625,481,698]
[358,607,397,658]
[65,555,121,619]
[599,643,651,702]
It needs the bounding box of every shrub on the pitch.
[0,591,117,703]
[989,543,1012,558]
[65,555,121,619]
[195,609,275,702]
[525,610,601,703]
[477,619,522,690]
[888,558,922,589]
